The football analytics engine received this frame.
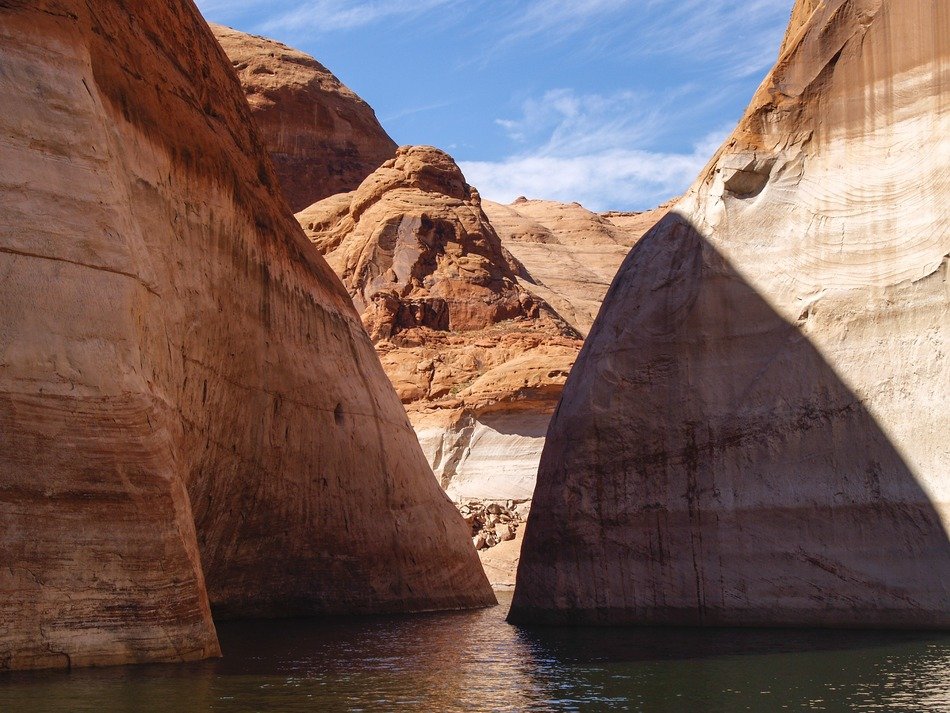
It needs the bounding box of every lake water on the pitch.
[3,591,949,712]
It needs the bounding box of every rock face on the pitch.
[212,24,397,212]
[484,198,673,336]
[512,0,950,627]
[298,146,583,502]
[0,0,491,671]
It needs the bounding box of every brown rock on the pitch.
[512,0,950,628]
[0,0,491,672]
[212,24,397,212]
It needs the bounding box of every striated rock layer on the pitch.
[484,198,673,336]
[0,1,491,671]
[212,24,397,212]
[298,146,583,503]
[512,0,950,627]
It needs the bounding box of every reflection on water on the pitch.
[2,592,948,712]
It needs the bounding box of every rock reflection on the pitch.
[0,593,947,712]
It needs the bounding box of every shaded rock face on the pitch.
[511,0,950,627]
[484,198,673,336]
[0,1,492,671]
[212,24,397,212]
[298,146,583,502]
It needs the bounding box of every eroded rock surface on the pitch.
[512,0,950,627]
[0,1,491,671]
[298,147,583,502]
[485,198,672,336]
[212,24,397,212]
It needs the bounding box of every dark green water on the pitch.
[3,591,948,712]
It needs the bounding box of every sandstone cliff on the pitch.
[512,0,950,627]
[484,198,673,336]
[212,24,397,212]
[0,0,491,671]
[297,146,583,504]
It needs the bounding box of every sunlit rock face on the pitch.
[298,146,583,503]
[211,24,397,212]
[512,0,950,627]
[0,0,492,671]
[484,198,674,336]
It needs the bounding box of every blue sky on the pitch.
[195,0,794,211]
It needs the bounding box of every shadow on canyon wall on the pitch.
[511,212,950,627]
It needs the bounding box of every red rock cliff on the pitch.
[511,0,950,628]
[212,24,397,212]
[0,0,492,671]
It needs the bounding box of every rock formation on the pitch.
[297,146,583,505]
[484,198,673,336]
[0,0,492,672]
[511,0,950,627]
[212,24,397,212]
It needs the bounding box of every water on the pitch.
[2,592,948,712]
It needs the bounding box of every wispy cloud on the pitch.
[468,0,790,77]
[460,87,733,210]
[196,0,460,34]
[459,130,728,212]
[260,0,456,33]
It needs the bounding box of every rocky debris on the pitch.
[511,0,950,628]
[458,500,529,552]
[0,0,492,672]
[211,24,397,212]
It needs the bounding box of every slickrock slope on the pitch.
[512,0,950,627]
[0,1,491,671]
[298,146,583,504]
[483,199,672,336]
[212,24,397,212]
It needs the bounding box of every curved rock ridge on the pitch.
[0,1,492,671]
[511,0,950,628]
[298,146,584,503]
[484,198,673,336]
[211,24,397,212]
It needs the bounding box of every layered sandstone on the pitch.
[297,146,583,504]
[212,24,396,212]
[0,1,491,671]
[512,0,950,627]
[484,198,672,335]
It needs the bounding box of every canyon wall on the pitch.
[0,0,491,671]
[511,0,950,627]
[212,24,397,212]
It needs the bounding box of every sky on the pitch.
[195,0,795,211]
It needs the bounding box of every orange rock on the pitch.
[298,147,584,501]
[485,198,672,336]
[212,24,397,212]
[0,1,491,671]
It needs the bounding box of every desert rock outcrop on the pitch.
[0,0,491,671]
[484,198,673,336]
[212,24,397,212]
[512,0,950,627]
[298,146,583,503]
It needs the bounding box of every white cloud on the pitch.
[459,141,716,212]
[459,88,731,211]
